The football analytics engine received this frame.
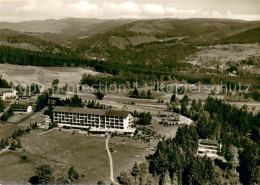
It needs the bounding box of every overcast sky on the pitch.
[0,0,260,22]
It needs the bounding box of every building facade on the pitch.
[17,92,32,101]
[53,106,135,135]
[11,105,33,114]
[0,88,16,100]
[197,139,221,158]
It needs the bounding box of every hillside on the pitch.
[0,18,133,45]
[217,26,260,44]
[1,18,259,59]
[0,18,260,78]
[0,18,112,34]
[73,19,260,63]
[0,29,71,54]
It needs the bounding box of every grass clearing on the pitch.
[0,64,101,87]
[0,129,157,184]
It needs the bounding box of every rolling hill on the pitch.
[0,18,133,45]
[71,19,260,63]
[0,29,71,54]
[217,26,260,44]
[0,18,259,65]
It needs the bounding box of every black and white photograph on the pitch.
[0,0,259,184]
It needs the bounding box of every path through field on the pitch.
[106,135,118,184]
[0,146,10,154]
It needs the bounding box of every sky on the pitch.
[0,0,260,22]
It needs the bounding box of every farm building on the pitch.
[53,106,136,135]
[49,94,67,105]
[0,88,16,100]
[10,104,33,114]
[159,113,181,125]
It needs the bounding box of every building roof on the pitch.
[0,88,14,92]
[199,139,218,146]
[18,92,31,97]
[105,109,130,118]
[53,106,130,118]
[50,94,67,100]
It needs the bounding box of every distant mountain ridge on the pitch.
[0,18,134,45]
[0,18,259,63]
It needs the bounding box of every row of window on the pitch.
[54,118,123,124]
[54,119,124,126]
[54,115,124,121]
[58,122,124,130]
[54,113,124,120]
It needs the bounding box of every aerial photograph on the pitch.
[0,0,259,184]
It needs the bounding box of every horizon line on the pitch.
[1,17,260,23]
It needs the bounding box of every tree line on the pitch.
[1,46,258,90]
[120,96,260,185]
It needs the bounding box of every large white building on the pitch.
[53,106,135,135]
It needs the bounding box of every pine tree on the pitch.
[147,90,152,99]
[0,139,5,149]
[0,100,5,112]
[131,162,139,181]
[4,138,9,147]
[133,88,139,97]
[10,141,16,150]
[170,93,176,103]
[17,139,22,148]
[34,164,55,184]
[155,83,158,91]
[181,102,188,116]
[68,166,79,181]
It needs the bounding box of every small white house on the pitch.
[0,88,17,100]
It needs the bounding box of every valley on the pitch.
[0,17,259,185]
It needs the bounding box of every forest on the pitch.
[119,97,260,185]
[1,46,259,90]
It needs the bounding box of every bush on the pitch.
[97,180,105,185]
[68,166,79,181]
[9,141,16,150]
[136,112,152,125]
[32,164,55,184]
[1,109,13,122]
[93,91,105,100]
[214,159,233,170]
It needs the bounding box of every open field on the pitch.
[0,111,44,139]
[188,44,260,66]
[0,129,109,184]
[0,129,153,184]
[0,64,101,88]
[109,136,157,179]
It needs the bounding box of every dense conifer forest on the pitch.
[118,97,260,185]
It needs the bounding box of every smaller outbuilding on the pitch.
[10,103,33,114]
[0,88,16,100]
[197,139,221,158]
